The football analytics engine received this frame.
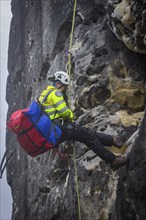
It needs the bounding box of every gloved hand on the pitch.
[68,110,74,122]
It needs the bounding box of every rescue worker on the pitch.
[39,71,128,170]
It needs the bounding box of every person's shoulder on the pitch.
[55,90,63,97]
[46,85,54,90]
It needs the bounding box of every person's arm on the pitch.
[51,90,74,120]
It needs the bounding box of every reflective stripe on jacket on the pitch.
[38,85,74,120]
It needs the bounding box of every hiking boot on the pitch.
[113,132,127,148]
[110,156,128,171]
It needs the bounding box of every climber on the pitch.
[38,71,128,170]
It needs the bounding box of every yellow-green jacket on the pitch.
[39,85,74,121]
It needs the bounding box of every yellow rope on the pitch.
[66,1,81,219]
[73,144,81,220]
[66,0,77,78]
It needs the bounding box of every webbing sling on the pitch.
[0,149,15,179]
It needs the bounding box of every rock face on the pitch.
[106,0,146,54]
[116,111,146,220]
[6,0,146,220]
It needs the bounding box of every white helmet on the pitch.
[54,71,70,85]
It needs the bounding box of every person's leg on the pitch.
[94,132,114,146]
[61,122,115,164]
[95,132,129,148]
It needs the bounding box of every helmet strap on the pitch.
[53,81,63,89]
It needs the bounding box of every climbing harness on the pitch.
[0,149,15,179]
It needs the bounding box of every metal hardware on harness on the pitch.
[59,119,64,126]
[53,118,64,127]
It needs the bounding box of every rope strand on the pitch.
[73,145,81,220]
[66,0,81,219]
[68,0,77,78]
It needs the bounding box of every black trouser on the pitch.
[59,121,116,164]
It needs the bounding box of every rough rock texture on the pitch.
[106,0,146,54]
[116,110,146,220]
[6,0,146,220]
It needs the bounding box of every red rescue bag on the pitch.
[7,101,62,157]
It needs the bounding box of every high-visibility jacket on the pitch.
[38,85,74,121]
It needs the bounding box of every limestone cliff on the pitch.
[6,0,146,220]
